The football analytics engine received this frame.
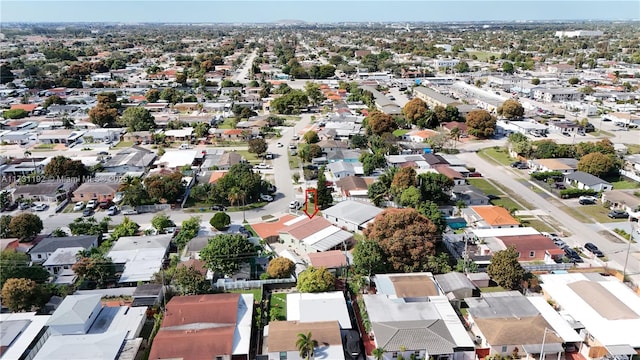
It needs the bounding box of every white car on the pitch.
[121,208,138,215]
[255,163,271,169]
[86,200,98,210]
[106,206,119,216]
[73,202,85,211]
[276,142,283,147]
[33,203,49,211]
[289,200,301,209]
[260,194,273,202]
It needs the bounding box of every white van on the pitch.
[179,143,190,150]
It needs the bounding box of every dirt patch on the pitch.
[598,230,625,244]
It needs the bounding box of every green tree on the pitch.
[209,212,231,230]
[0,250,50,288]
[353,240,386,279]
[0,64,15,84]
[248,138,268,155]
[9,213,43,242]
[51,228,69,237]
[173,265,209,295]
[486,245,526,290]
[568,77,580,85]
[3,109,29,119]
[144,170,185,203]
[160,88,183,104]
[1,278,48,312]
[304,82,325,105]
[0,215,11,238]
[109,217,139,242]
[466,109,496,138]
[502,61,515,74]
[266,257,295,279]
[400,186,422,208]
[417,201,448,234]
[43,95,65,108]
[88,93,119,127]
[315,166,333,209]
[296,332,318,360]
[360,152,386,176]
[270,89,309,114]
[425,253,452,274]
[297,266,335,293]
[151,214,173,232]
[498,99,525,120]
[303,130,319,144]
[454,61,470,73]
[200,234,257,277]
[72,254,116,287]
[363,208,438,272]
[68,217,109,236]
[174,216,201,249]
[367,181,389,207]
[577,152,616,178]
[372,348,385,360]
[119,176,149,207]
[145,88,160,102]
[44,156,89,178]
[119,107,156,131]
[193,122,210,138]
[418,172,454,205]
[531,78,541,85]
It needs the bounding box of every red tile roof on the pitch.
[149,327,234,360]
[10,104,38,112]
[498,235,558,261]
[163,293,240,326]
[471,206,520,227]
[251,215,296,239]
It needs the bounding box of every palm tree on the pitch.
[296,332,317,360]
[449,126,461,149]
[372,348,385,360]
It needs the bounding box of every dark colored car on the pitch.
[564,248,583,263]
[82,208,94,217]
[487,194,500,200]
[579,198,596,205]
[608,210,629,219]
[1,202,18,212]
[584,242,604,257]
[98,200,113,209]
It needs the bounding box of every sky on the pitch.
[1,0,639,23]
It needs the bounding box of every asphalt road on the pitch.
[457,151,640,284]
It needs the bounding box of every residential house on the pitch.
[42,246,83,282]
[29,294,146,360]
[10,103,39,114]
[497,234,564,263]
[434,272,477,302]
[436,165,467,186]
[462,205,521,229]
[529,158,578,175]
[0,129,38,144]
[564,171,613,192]
[322,200,383,233]
[403,129,439,143]
[154,150,198,170]
[72,181,120,202]
[326,148,362,164]
[107,234,172,284]
[0,312,51,360]
[307,250,348,270]
[601,190,640,218]
[326,161,363,179]
[603,112,640,127]
[363,292,475,360]
[149,293,253,360]
[103,145,156,174]
[375,272,443,301]
[548,120,583,135]
[451,184,491,206]
[13,179,77,202]
[335,176,371,200]
[533,88,583,103]
[131,283,165,307]
[164,127,194,142]
[286,292,352,330]
[464,227,544,267]
[360,85,402,115]
[82,128,122,143]
[540,273,640,358]
[317,139,349,153]
[266,321,344,360]
[122,131,154,143]
[278,216,354,254]
[198,149,243,170]
[28,235,98,263]
[0,157,45,177]
[466,292,583,359]
[37,129,84,145]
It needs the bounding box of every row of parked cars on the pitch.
[72,199,128,217]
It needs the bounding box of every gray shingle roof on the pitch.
[322,200,383,226]
[29,235,98,254]
[565,171,611,186]
[372,320,456,353]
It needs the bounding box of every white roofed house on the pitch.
[540,273,640,359]
[28,235,98,263]
[106,234,172,285]
[153,149,198,170]
[326,161,363,180]
[163,127,194,141]
[564,171,612,192]
[278,216,354,254]
[322,199,383,233]
[102,145,156,174]
[42,246,83,284]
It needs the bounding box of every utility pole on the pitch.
[622,218,636,282]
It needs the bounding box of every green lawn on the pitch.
[478,147,513,166]
[612,179,640,190]
[589,130,614,138]
[34,144,54,149]
[114,141,134,148]
[270,293,287,321]
[466,178,524,210]
[480,286,506,293]
[520,218,556,233]
[218,118,236,129]
[393,129,410,137]
[235,149,260,162]
[288,153,300,170]
[625,143,640,154]
[567,204,628,223]
[229,288,262,299]
[466,50,501,62]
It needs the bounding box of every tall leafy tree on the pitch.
[363,208,438,272]
[466,110,496,138]
[173,265,210,295]
[486,245,526,290]
[303,130,319,144]
[0,250,50,288]
[72,254,116,287]
[498,99,525,120]
[1,278,48,312]
[315,166,333,209]
[266,257,295,279]
[144,170,185,203]
[44,156,90,178]
[577,152,617,178]
[9,213,43,242]
[402,98,430,126]
[200,234,256,277]
[297,266,335,293]
[353,240,386,279]
[248,138,268,155]
[418,172,454,205]
[119,107,156,131]
[366,110,397,135]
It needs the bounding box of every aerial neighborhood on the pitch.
[1,18,640,360]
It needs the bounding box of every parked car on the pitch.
[19,202,32,210]
[276,142,283,147]
[86,199,98,210]
[260,194,273,202]
[1,202,18,212]
[121,208,138,215]
[97,151,109,156]
[210,205,226,211]
[292,135,300,141]
[82,208,94,217]
[98,200,113,209]
[289,200,301,210]
[579,198,596,205]
[487,194,500,200]
[255,163,271,169]
[106,206,119,216]
[584,242,604,257]
[608,210,629,219]
[510,161,524,168]
[33,203,49,211]
[468,172,482,177]
[73,202,85,211]
[564,248,583,263]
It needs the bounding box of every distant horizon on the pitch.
[2,1,639,24]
